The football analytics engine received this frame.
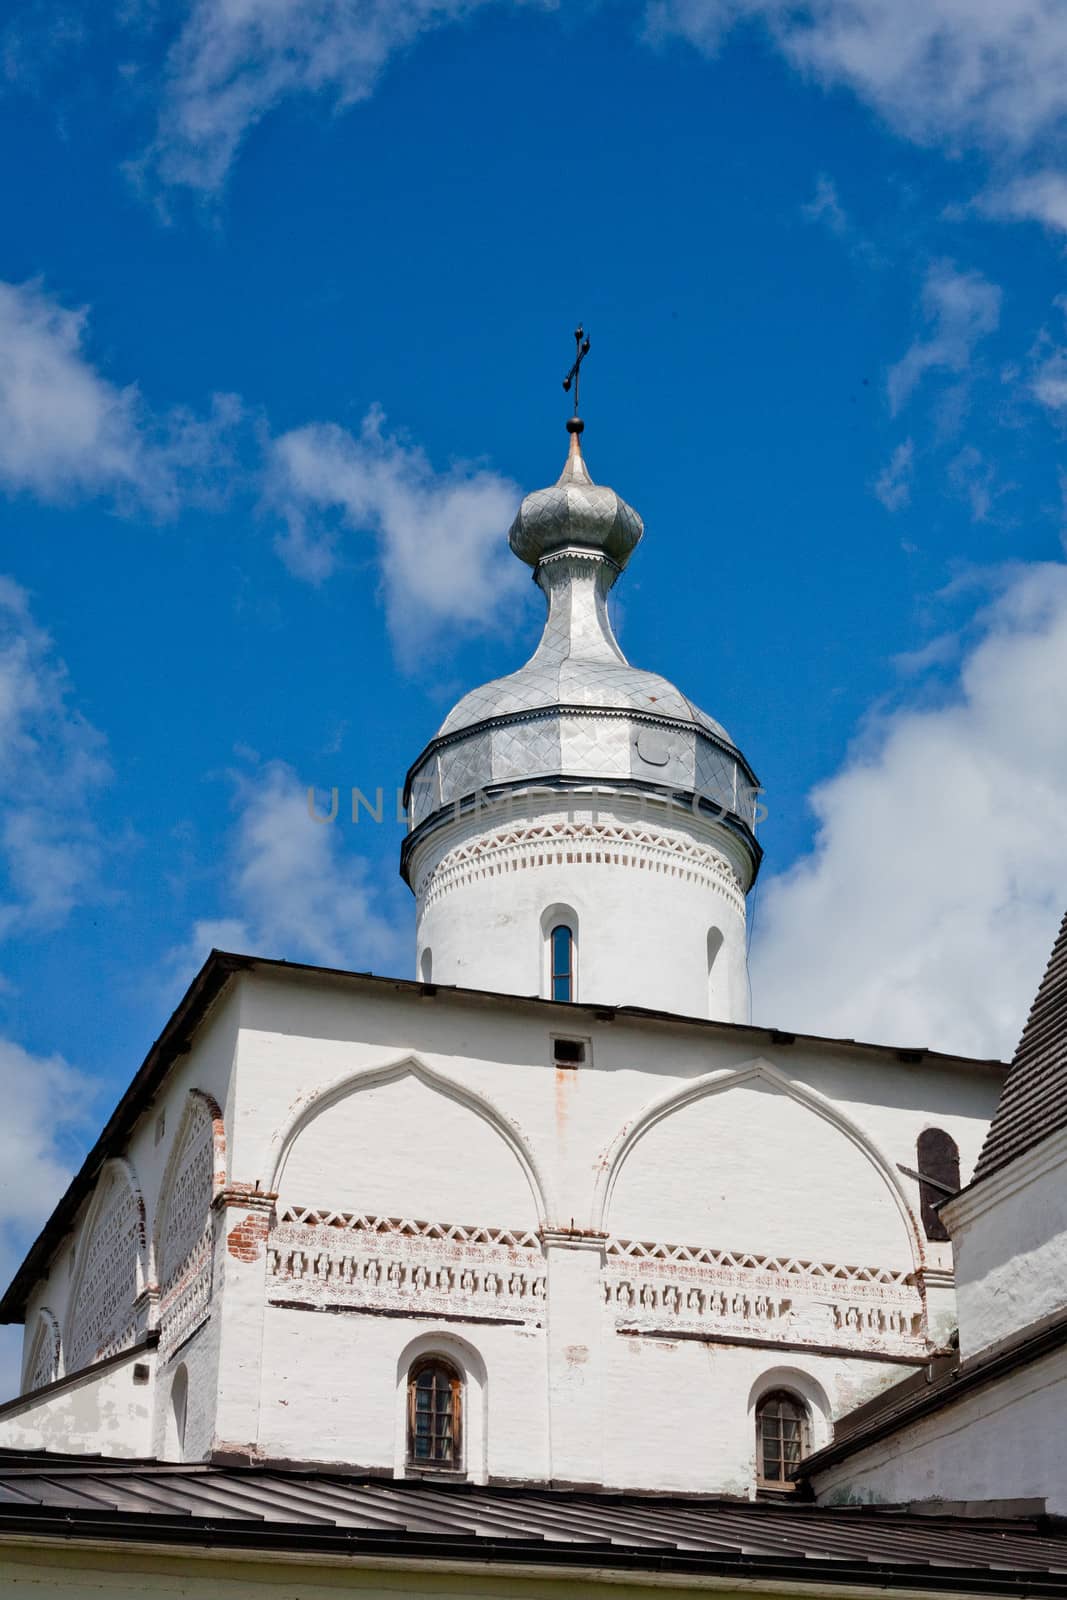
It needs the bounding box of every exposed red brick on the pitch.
[227,1214,270,1262]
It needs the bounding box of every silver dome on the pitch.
[403,431,759,867]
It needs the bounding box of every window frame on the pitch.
[406,1356,463,1473]
[550,923,575,1003]
[755,1389,809,1491]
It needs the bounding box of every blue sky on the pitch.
[4,0,1067,1384]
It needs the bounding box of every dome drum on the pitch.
[401,706,761,889]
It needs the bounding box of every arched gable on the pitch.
[23,1306,61,1393]
[596,1059,922,1271]
[270,1055,548,1228]
[153,1090,224,1359]
[66,1157,146,1374]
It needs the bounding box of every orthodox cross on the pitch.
[562,325,591,416]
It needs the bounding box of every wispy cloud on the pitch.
[0,278,242,513]
[752,561,1067,1060]
[0,578,109,938]
[980,172,1067,235]
[802,173,848,237]
[0,1036,98,1400]
[170,757,405,989]
[265,406,524,664]
[947,444,1005,525]
[0,580,106,1398]
[887,262,1001,416]
[134,0,551,199]
[874,439,914,512]
[649,2,1067,160]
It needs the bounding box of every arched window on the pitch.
[420,948,433,984]
[917,1128,961,1242]
[756,1390,808,1489]
[407,1357,462,1470]
[550,924,574,1002]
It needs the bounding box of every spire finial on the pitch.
[562,324,590,429]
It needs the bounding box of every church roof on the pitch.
[0,1450,1065,1593]
[972,908,1067,1185]
[437,661,735,744]
[0,949,1006,1324]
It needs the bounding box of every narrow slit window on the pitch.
[756,1391,808,1489]
[551,925,574,1002]
[407,1359,462,1470]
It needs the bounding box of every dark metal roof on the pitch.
[0,1454,1065,1595]
[973,908,1067,1184]
[0,948,1006,1325]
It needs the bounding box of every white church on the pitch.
[0,405,1065,1600]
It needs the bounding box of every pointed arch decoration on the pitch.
[594,1058,924,1269]
[154,1089,225,1360]
[23,1306,61,1394]
[65,1157,147,1374]
[268,1054,550,1226]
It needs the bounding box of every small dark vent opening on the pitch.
[553,1038,586,1067]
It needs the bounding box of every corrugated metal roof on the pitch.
[974,908,1067,1183]
[0,1453,1066,1593]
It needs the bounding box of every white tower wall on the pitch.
[412,791,750,1019]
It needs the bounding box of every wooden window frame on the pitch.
[406,1357,463,1473]
[755,1389,809,1491]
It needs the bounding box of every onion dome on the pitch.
[508,420,644,573]
[401,424,760,888]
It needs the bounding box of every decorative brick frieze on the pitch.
[67,1164,145,1374]
[267,1210,546,1323]
[604,1236,926,1358]
[156,1097,221,1361]
[24,1309,61,1393]
[418,819,746,914]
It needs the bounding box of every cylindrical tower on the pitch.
[401,421,761,1021]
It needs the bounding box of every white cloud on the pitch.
[137,0,549,197]
[0,1038,98,1401]
[874,438,914,512]
[0,278,242,513]
[0,578,109,937]
[649,2,1067,160]
[1025,302,1067,414]
[171,758,405,987]
[266,406,524,663]
[887,262,1001,415]
[1032,351,1067,413]
[751,561,1067,1061]
[980,171,1067,234]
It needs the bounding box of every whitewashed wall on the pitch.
[411,793,751,1022]
[0,969,1003,1494]
[812,1343,1067,1516]
[946,1126,1067,1360]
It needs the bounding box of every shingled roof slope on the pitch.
[974,908,1067,1183]
[0,1454,1066,1595]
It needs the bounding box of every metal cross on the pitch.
[562,325,591,416]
